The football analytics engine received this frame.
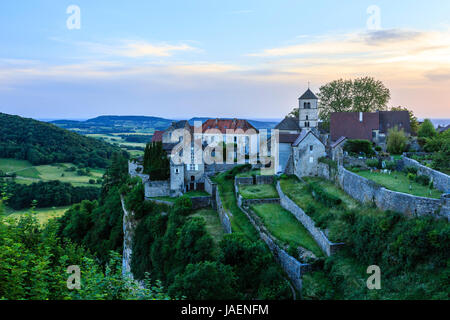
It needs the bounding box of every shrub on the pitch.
[387,126,408,155]
[405,166,418,175]
[307,183,342,207]
[365,159,379,169]
[415,174,430,186]
[385,161,396,171]
[418,119,436,139]
[375,146,382,152]
[343,139,374,156]
[407,173,416,182]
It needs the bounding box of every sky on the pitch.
[0,0,449,120]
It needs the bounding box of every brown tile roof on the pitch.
[330,111,411,141]
[202,118,258,134]
[330,112,379,141]
[151,130,164,142]
[379,111,411,134]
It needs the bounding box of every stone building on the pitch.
[291,130,326,177]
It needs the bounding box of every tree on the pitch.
[390,106,419,135]
[168,261,239,300]
[317,77,390,124]
[387,126,408,155]
[143,142,170,181]
[418,119,436,139]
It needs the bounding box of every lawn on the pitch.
[239,184,279,199]
[149,190,210,202]
[278,176,377,242]
[235,169,261,178]
[190,208,225,244]
[2,206,69,225]
[212,172,259,241]
[251,203,323,257]
[356,170,442,199]
[0,159,105,187]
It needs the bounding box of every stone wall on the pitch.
[144,180,170,198]
[205,163,241,174]
[238,204,310,291]
[205,176,216,197]
[215,188,232,234]
[190,196,213,210]
[239,196,280,208]
[402,156,450,192]
[336,166,449,219]
[317,162,331,180]
[234,176,254,185]
[256,175,275,185]
[276,182,344,256]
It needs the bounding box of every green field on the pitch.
[239,184,279,199]
[86,132,151,156]
[356,170,442,199]
[2,206,69,225]
[190,208,225,244]
[251,203,323,257]
[0,158,105,187]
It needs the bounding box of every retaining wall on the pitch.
[337,166,449,219]
[402,156,450,192]
[234,176,254,186]
[276,182,344,256]
[144,180,170,198]
[215,188,232,234]
[238,204,311,291]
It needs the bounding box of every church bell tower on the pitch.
[298,87,318,130]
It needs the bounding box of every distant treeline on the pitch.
[0,113,123,168]
[0,180,100,210]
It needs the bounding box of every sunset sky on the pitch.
[1,0,449,120]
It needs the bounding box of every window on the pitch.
[310,145,313,152]
[306,115,309,120]
[175,168,180,174]
[304,102,311,109]
[305,121,310,127]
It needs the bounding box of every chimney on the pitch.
[359,112,363,122]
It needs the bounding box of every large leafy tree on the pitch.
[418,119,436,139]
[317,77,390,124]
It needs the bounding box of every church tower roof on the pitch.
[299,88,318,100]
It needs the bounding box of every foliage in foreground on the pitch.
[0,213,168,300]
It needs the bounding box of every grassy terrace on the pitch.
[239,184,279,199]
[251,203,324,257]
[2,206,69,225]
[212,172,259,241]
[356,170,442,199]
[189,208,225,245]
[279,176,380,242]
[235,169,261,178]
[149,190,210,202]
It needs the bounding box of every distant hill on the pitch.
[51,115,175,134]
[0,113,121,168]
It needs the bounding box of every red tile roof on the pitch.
[151,130,164,142]
[201,118,258,134]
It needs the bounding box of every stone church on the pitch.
[275,88,326,177]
